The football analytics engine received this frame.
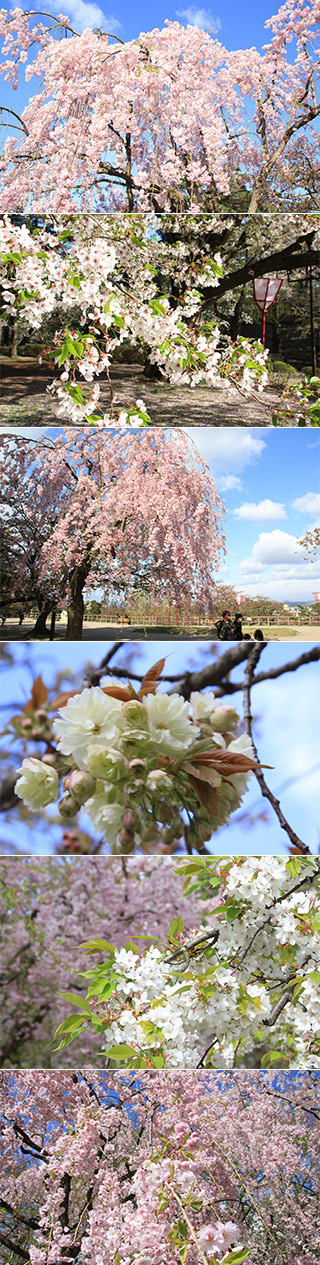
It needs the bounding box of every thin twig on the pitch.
[243,645,311,855]
[170,1189,211,1265]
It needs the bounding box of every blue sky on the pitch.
[186,428,320,603]
[0,2,289,129]
[1,638,319,854]
[6,425,320,603]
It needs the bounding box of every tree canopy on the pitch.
[1,6,320,212]
[0,1068,319,1263]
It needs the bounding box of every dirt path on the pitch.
[1,619,319,642]
[0,360,281,426]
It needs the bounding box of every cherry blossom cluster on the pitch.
[15,680,257,852]
[272,376,320,426]
[0,215,268,422]
[0,856,216,1066]
[54,857,320,1070]
[6,1068,319,1265]
[1,8,320,211]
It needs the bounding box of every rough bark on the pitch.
[66,565,89,640]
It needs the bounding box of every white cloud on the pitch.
[235,574,320,601]
[184,428,265,472]
[240,530,307,567]
[218,474,242,492]
[0,427,37,437]
[236,528,320,599]
[292,492,320,516]
[48,1,122,34]
[234,499,287,522]
[176,7,221,31]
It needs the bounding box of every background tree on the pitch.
[0,1069,319,1264]
[299,526,320,556]
[0,855,213,1067]
[0,430,226,638]
[1,5,320,211]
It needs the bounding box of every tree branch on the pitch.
[243,646,311,854]
[200,232,319,305]
[0,1230,30,1260]
[169,643,253,698]
[0,1199,38,1231]
[0,771,19,811]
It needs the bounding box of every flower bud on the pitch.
[117,827,132,846]
[41,753,57,766]
[126,778,146,794]
[146,770,173,792]
[211,707,239,734]
[122,809,140,830]
[128,759,148,772]
[58,792,78,818]
[158,803,177,826]
[68,769,97,804]
[116,828,135,854]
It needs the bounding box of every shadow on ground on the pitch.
[0,360,281,426]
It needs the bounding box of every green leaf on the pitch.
[65,328,80,356]
[54,1015,89,1037]
[58,343,69,367]
[221,1249,250,1263]
[168,916,184,938]
[115,1251,120,1265]
[107,1043,138,1060]
[111,314,125,328]
[79,938,116,954]
[58,992,92,1012]
[226,903,241,922]
[124,938,140,953]
[177,1220,188,1240]
[53,1027,87,1051]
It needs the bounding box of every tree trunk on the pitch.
[229,288,245,341]
[10,315,18,359]
[143,354,162,380]
[66,566,88,640]
[31,604,53,635]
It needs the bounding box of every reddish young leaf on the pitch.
[102,686,132,702]
[25,675,48,712]
[187,773,219,816]
[139,658,166,697]
[193,750,271,775]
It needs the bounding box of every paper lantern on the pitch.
[252,277,283,345]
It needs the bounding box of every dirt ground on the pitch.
[1,618,319,642]
[0,358,281,426]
